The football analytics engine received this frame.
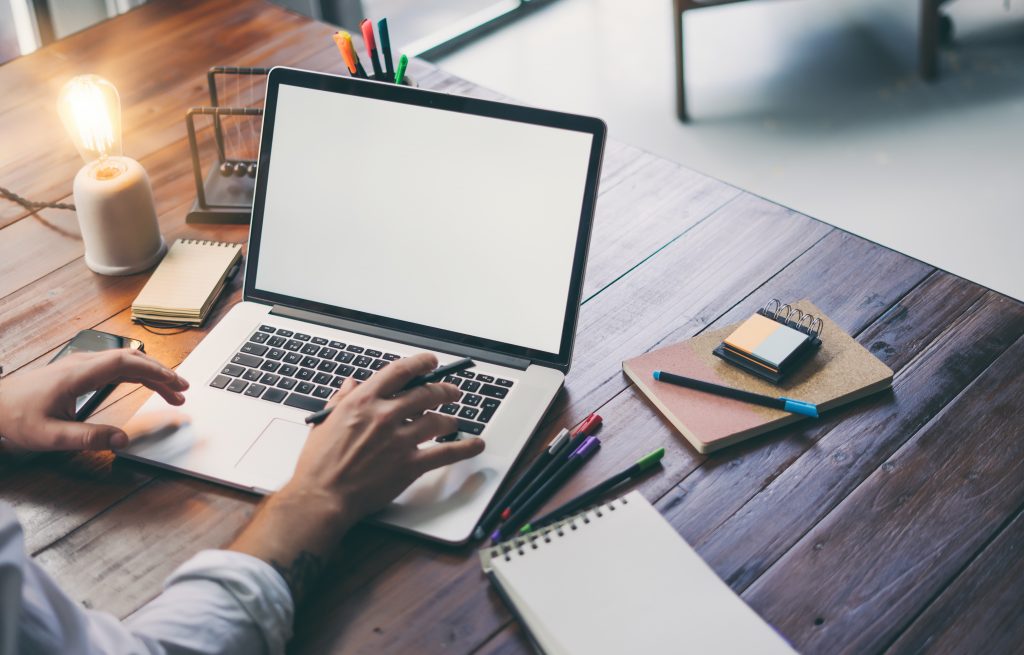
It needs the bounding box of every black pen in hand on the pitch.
[303,357,475,425]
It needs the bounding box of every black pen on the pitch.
[491,436,601,543]
[304,357,475,425]
[652,370,819,417]
[500,412,602,520]
[473,428,572,540]
[519,447,665,534]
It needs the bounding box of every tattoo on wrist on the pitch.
[270,550,324,601]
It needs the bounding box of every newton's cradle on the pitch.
[186,66,268,224]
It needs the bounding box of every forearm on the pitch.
[227,487,356,603]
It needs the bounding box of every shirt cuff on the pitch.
[165,549,295,654]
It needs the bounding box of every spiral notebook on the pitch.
[624,299,893,453]
[713,299,823,383]
[480,491,795,655]
[131,239,242,327]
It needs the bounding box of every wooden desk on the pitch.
[2,1,1022,652]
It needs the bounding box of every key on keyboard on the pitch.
[212,330,517,440]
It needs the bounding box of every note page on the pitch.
[488,492,795,654]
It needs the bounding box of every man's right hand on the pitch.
[228,353,485,600]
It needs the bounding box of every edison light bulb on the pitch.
[58,75,124,178]
[57,74,165,275]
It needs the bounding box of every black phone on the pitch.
[50,329,145,420]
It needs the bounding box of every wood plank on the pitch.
[0,0,298,227]
[885,506,1024,654]
[689,285,1024,593]
[741,333,1024,653]
[0,11,360,295]
[0,450,152,555]
[654,268,976,549]
[33,475,259,615]
[462,232,943,655]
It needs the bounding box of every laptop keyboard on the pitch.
[208,325,515,438]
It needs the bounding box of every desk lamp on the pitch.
[58,75,166,275]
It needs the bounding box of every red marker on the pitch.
[499,413,603,520]
[360,19,384,79]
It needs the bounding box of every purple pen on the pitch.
[492,436,601,543]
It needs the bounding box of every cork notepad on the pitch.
[623,300,893,454]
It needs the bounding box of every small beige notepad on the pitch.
[132,239,242,326]
[480,491,795,655]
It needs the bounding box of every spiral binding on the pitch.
[180,239,235,247]
[761,299,823,340]
[490,496,631,562]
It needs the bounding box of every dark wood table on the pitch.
[2,1,1022,652]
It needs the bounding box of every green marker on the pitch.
[519,448,666,534]
[394,53,408,85]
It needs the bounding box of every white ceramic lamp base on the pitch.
[73,155,166,276]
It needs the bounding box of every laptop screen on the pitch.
[248,70,604,367]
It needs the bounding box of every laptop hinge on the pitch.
[270,305,532,371]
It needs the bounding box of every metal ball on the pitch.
[247,162,257,178]
[233,161,247,177]
[219,161,233,176]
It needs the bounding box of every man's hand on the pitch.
[0,349,189,451]
[229,353,486,600]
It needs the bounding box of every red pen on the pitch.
[499,412,603,520]
[360,19,384,79]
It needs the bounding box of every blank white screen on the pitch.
[255,84,594,354]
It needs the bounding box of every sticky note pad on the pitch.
[724,313,809,369]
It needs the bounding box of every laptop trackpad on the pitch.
[235,419,308,491]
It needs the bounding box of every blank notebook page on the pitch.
[486,491,794,654]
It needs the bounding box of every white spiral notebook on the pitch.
[480,491,795,655]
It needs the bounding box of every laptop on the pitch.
[122,66,606,545]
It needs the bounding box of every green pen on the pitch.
[519,448,665,534]
[394,53,408,85]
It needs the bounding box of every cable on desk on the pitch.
[0,185,76,212]
[134,318,195,335]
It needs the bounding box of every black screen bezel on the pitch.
[245,67,606,372]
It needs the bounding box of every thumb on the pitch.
[45,420,129,451]
[414,437,485,474]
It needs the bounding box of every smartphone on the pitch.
[50,329,145,420]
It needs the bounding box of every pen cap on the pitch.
[573,436,601,458]
[574,413,602,437]
[636,447,666,470]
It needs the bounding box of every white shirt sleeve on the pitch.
[0,503,294,655]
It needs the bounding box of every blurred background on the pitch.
[3,0,1022,299]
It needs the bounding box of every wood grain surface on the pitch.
[1,1,1021,653]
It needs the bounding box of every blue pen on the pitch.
[652,370,819,417]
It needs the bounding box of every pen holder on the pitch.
[373,73,416,87]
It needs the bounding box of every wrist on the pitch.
[273,484,358,540]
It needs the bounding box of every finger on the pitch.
[362,353,437,398]
[326,377,359,408]
[43,419,129,451]
[385,382,461,421]
[393,410,459,444]
[413,437,486,473]
[67,350,188,404]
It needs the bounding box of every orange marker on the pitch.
[332,31,367,78]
